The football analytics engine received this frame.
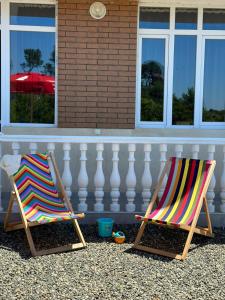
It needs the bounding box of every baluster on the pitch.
[62,143,72,201]
[94,144,105,212]
[158,144,168,199]
[126,144,136,212]
[110,144,120,212]
[0,143,3,212]
[192,144,200,159]
[78,143,88,212]
[220,146,225,213]
[175,144,183,158]
[12,142,20,155]
[47,143,56,184]
[12,142,20,213]
[141,144,152,212]
[29,142,37,154]
[207,145,216,213]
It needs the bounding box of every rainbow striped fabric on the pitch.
[13,153,78,224]
[136,157,213,226]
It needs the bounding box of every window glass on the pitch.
[203,9,225,30]
[10,31,55,124]
[175,8,197,30]
[10,3,55,26]
[141,38,165,122]
[139,7,170,29]
[172,36,196,125]
[0,31,1,123]
[203,39,225,122]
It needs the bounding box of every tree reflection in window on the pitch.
[141,60,164,122]
[172,88,195,125]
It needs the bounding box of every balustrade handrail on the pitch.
[0,134,225,144]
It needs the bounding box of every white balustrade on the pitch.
[126,144,136,212]
[175,144,183,158]
[220,145,225,213]
[94,143,105,212]
[207,145,216,213]
[47,143,57,184]
[110,144,120,212]
[158,144,168,199]
[62,143,72,201]
[141,144,152,212]
[29,142,37,154]
[78,143,88,212]
[12,142,20,213]
[0,143,3,212]
[192,144,200,159]
[0,135,223,225]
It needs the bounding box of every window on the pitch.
[137,3,225,128]
[0,0,56,127]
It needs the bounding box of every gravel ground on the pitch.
[0,223,224,300]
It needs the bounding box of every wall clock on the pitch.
[90,2,106,20]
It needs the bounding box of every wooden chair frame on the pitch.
[133,159,216,261]
[4,153,86,256]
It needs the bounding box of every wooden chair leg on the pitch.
[203,197,213,236]
[181,226,195,260]
[4,192,17,231]
[24,226,37,256]
[72,219,86,247]
[133,221,148,247]
[181,196,208,260]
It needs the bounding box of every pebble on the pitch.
[0,224,224,300]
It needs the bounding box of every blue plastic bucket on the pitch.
[97,218,114,237]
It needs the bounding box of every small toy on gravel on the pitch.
[112,231,126,244]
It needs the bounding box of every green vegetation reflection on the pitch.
[141,60,164,122]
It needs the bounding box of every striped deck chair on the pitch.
[133,157,216,260]
[4,153,86,256]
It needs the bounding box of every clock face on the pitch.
[90,2,106,19]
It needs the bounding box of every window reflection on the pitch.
[203,40,225,122]
[10,31,55,124]
[139,7,170,29]
[203,9,225,30]
[10,3,55,26]
[172,36,196,125]
[175,8,197,30]
[141,38,165,122]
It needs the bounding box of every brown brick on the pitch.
[58,0,137,129]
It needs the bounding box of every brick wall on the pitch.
[58,0,138,128]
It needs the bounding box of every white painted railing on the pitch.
[0,134,225,225]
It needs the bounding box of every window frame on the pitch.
[0,0,57,128]
[136,0,225,129]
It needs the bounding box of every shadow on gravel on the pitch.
[0,223,124,259]
[0,223,224,260]
[123,225,225,261]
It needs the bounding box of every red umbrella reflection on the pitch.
[10,72,55,95]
